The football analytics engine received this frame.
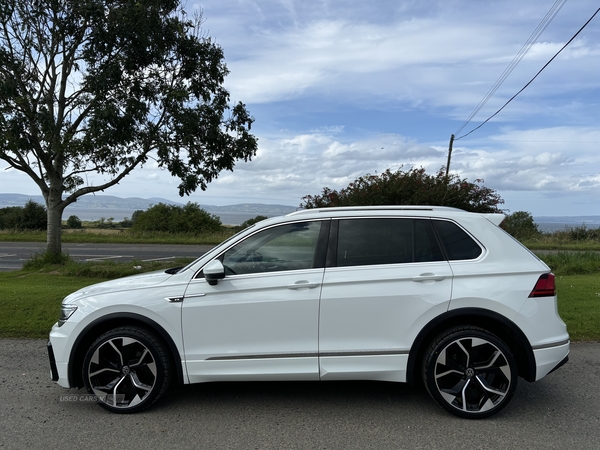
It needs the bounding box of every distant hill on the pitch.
[0,193,297,223]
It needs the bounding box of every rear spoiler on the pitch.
[484,213,505,226]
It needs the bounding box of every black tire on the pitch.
[82,326,172,413]
[422,326,518,419]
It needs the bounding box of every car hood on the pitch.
[64,270,174,302]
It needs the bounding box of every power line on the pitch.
[456,6,600,141]
[454,0,567,137]
[456,139,600,144]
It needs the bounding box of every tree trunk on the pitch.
[46,186,66,259]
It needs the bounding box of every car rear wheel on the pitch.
[83,326,172,413]
[423,326,517,419]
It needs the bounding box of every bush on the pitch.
[0,200,47,230]
[132,202,222,234]
[501,211,540,240]
[301,167,504,213]
[66,215,82,229]
[238,215,269,230]
[23,250,72,268]
[119,217,134,228]
[0,206,22,229]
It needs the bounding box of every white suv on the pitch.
[48,206,569,418]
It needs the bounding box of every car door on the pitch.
[319,217,453,382]
[182,220,328,383]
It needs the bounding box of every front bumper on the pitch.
[47,341,59,381]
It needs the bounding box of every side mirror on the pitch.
[203,260,225,286]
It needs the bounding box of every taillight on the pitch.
[529,273,556,297]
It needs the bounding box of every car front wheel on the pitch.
[82,326,172,413]
[423,326,517,419]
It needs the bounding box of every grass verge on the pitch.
[0,272,107,338]
[556,274,600,341]
[0,258,193,339]
[0,264,598,341]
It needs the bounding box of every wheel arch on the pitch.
[68,313,185,388]
[406,308,536,384]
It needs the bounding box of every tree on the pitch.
[238,215,268,230]
[21,199,48,230]
[301,167,504,213]
[0,0,257,260]
[66,215,82,229]
[501,211,540,240]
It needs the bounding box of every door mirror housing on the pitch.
[204,260,225,286]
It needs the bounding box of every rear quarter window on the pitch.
[433,220,482,260]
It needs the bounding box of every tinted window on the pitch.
[433,220,482,260]
[222,221,322,275]
[336,218,443,267]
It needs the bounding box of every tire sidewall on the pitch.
[423,327,518,419]
[82,326,171,414]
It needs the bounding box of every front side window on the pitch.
[336,218,443,267]
[222,221,322,275]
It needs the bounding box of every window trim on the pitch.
[195,218,330,279]
[431,218,486,262]
[327,217,446,269]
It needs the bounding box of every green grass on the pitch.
[525,241,600,251]
[0,271,107,338]
[0,258,194,339]
[556,275,600,341]
[536,251,600,275]
[1,262,598,341]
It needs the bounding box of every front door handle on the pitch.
[287,281,320,290]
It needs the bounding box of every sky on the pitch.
[3,0,600,216]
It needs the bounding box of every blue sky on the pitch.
[4,0,600,216]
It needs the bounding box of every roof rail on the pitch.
[287,205,464,216]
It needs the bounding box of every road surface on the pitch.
[0,242,215,271]
[0,340,598,449]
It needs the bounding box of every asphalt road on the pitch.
[0,340,598,449]
[0,242,215,271]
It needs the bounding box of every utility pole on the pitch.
[445,134,455,178]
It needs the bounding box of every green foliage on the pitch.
[558,225,600,242]
[0,0,257,256]
[131,210,144,225]
[301,167,504,213]
[537,251,600,276]
[132,202,222,234]
[0,206,22,229]
[23,251,72,269]
[501,211,540,240]
[0,200,47,230]
[120,217,133,228]
[238,215,269,229]
[66,215,82,229]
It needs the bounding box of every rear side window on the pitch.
[432,220,482,260]
[336,218,443,267]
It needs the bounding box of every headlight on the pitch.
[58,304,78,327]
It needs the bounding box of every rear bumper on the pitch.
[533,340,570,381]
